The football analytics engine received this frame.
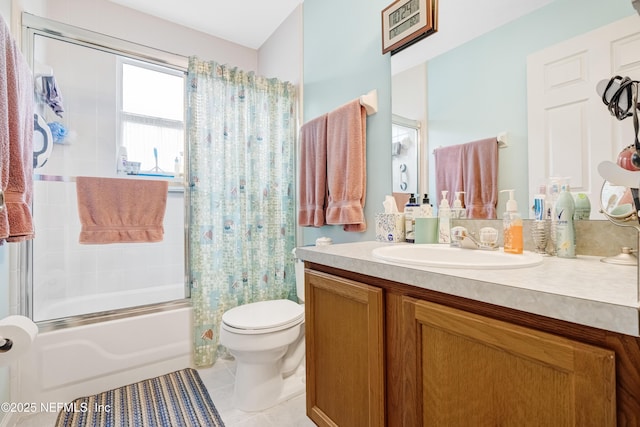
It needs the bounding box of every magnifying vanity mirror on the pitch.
[600,182,639,227]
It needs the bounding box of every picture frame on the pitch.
[381,0,438,55]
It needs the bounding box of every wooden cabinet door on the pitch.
[305,270,385,427]
[403,298,616,427]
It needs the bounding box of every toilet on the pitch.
[219,256,306,412]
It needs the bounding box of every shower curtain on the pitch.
[187,57,297,367]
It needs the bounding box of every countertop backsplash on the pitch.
[452,219,638,257]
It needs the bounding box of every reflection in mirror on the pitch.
[391,115,419,194]
[390,0,636,219]
[22,14,188,323]
[391,62,427,199]
[600,181,639,227]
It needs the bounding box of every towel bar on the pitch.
[359,89,378,115]
[34,174,185,191]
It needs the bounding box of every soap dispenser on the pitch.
[501,189,523,254]
[420,193,433,218]
[404,194,420,243]
[452,191,466,219]
[438,191,451,243]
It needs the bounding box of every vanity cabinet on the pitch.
[402,297,616,426]
[305,270,385,427]
[305,263,640,426]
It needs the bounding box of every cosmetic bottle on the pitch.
[117,146,128,175]
[452,191,466,219]
[501,189,523,254]
[404,194,420,243]
[438,191,451,244]
[420,194,433,218]
[555,185,576,258]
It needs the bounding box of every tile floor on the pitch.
[14,357,316,427]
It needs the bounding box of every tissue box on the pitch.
[375,213,405,242]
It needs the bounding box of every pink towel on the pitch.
[76,177,169,244]
[434,144,464,207]
[0,16,34,244]
[325,100,367,232]
[462,137,498,219]
[298,114,327,227]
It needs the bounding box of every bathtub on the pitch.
[34,283,187,322]
[17,300,192,407]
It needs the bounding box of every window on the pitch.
[118,59,185,176]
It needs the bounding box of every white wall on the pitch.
[258,4,303,86]
[21,0,258,71]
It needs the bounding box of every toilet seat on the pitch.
[222,299,304,335]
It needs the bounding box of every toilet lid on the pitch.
[222,299,304,332]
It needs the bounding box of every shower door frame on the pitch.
[19,13,192,331]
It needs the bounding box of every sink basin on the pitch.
[371,244,544,269]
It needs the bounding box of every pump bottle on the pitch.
[452,191,466,219]
[501,189,523,254]
[438,191,451,243]
[404,194,420,243]
[420,194,433,218]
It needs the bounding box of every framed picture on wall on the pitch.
[381,0,438,55]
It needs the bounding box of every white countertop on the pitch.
[296,241,640,336]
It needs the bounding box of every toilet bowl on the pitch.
[219,252,307,412]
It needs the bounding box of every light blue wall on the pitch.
[302,0,391,245]
[427,0,635,216]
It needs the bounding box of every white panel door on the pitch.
[527,14,640,219]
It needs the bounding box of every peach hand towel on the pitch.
[434,143,464,208]
[298,114,327,227]
[76,177,169,244]
[462,137,498,219]
[325,100,367,232]
[0,15,35,244]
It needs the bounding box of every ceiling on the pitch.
[108,0,303,50]
[109,0,553,71]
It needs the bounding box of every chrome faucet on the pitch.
[450,226,498,250]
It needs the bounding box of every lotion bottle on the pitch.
[501,189,523,254]
[555,184,576,258]
[452,191,466,219]
[438,191,451,243]
[420,194,433,218]
[404,194,420,243]
[117,146,128,175]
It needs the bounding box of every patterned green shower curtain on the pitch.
[186,57,297,367]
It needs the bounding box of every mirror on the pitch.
[391,0,636,218]
[600,182,639,228]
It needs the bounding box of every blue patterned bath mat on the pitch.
[55,368,225,427]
